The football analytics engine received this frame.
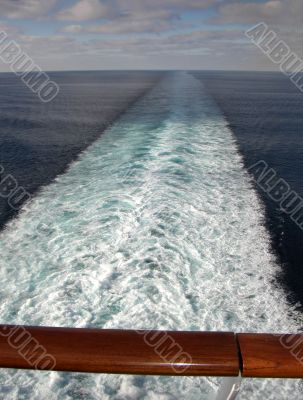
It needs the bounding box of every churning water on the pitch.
[0,72,302,399]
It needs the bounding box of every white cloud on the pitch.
[0,22,22,35]
[61,10,185,34]
[17,29,243,57]
[0,27,281,71]
[216,0,303,27]
[62,25,84,33]
[1,0,302,71]
[57,0,219,21]
[120,0,218,11]
[57,0,116,21]
[0,0,58,18]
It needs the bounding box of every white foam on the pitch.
[0,72,302,399]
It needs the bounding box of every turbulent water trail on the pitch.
[0,72,301,399]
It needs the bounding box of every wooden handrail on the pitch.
[0,325,303,379]
[238,333,303,378]
[0,326,238,376]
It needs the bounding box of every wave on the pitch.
[0,72,301,399]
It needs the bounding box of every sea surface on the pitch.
[0,71,161,228]
[194,71,303,307]
[0,71,302,399]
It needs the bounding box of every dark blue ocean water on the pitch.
[0,71,162,228]
[194,71,303,307]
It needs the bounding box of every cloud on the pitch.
[57,0,219,21]
[215,0,303,27]
[120,0,218,11]
[1,0,302,71]
[0,22,23,36]
[62,20,173,34]
[57,0,115,21]
[18,29,243,57]
[0,0,58,19]
[61,10,185,34]
[0,27,279,71]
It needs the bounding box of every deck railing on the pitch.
[1,325,303,398]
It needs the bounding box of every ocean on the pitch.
[194,70,303,307]
[0,71,302,399]
[0,71,162,229]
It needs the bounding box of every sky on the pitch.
[0,0,302,71]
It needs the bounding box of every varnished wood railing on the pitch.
[0,325,303,379]
[238,333,303,378]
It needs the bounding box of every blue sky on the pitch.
[0,0,301,71]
